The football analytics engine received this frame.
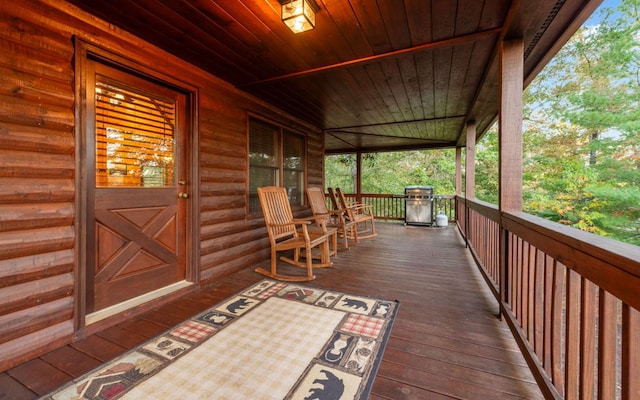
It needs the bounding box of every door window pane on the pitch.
[95,79,175,187]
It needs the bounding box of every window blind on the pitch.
[95,77,176,187]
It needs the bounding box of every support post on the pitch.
[465,121,476,199]
[499,40,523,213]
[498,38,524,311]
[356,151,362,203]
[455,147,462,196]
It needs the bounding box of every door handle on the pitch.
[178,192,189,199]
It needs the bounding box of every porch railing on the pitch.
[329,193,457,222]
[457,195,640,400]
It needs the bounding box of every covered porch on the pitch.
[1,0,638,398]
[1,223,544,399]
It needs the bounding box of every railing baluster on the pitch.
[534,249,545,358]
[580,279,597,400]
[566,268,581,400]
[621,305,639,400]
[552,260,566,395]
[597,290,617,400]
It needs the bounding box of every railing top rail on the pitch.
[504,211,640,273]
[458,195,640,309]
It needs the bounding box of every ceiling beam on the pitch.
[241,28,502,87]
[326,115,466,131]
[325,141,457,155]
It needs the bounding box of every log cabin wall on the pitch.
[0,0,324,371]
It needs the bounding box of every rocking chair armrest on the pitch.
[296,217,329,233]
[292,217,314,224]
[350,203,374,214]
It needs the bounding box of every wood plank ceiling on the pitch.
[64,0,602,153]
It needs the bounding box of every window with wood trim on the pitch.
[248,118,306,213]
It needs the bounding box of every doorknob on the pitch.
[178,192,189,199]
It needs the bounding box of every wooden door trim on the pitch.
[74,38,200,332]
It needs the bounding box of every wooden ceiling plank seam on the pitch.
[345,65,393,127]
[378,59,418,134]
[404,0,433,45]
[317,0,373,60]
[391,56,424,139]
[363,63,405,130]
[319,68,382,128]
[190,0,267,49]
[433,47,454,119]
[347,0,392,55]
[461,39,496,113]
[163,0,284,79]
[138,0,280,81]
[295,71,362,127]
[455,0,485,36]
[479,0,512,31]
[446,42,475,122]
[376,0,413,51]
[397,55,425,123]
[415,50,436,121]
[246,79,327,127]
[431,0,458,41]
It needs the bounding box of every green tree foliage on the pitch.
[325,150,457,195]
[524,0,639,244]
[476,0,640,245]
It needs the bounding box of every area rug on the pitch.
[42,279,399,400]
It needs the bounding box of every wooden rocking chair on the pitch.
[256,186,333,282]
[306,186,358,251]
[332,187,377,239]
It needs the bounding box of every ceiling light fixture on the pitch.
[279,0,319,34]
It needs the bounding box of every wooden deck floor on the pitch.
[1,223,543,399]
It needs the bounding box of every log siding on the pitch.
[0,0,323,371]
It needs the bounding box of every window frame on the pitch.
[247,116,307,215]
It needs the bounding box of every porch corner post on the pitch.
[464,121,476,249]
[498,38,524,312]
[465,121,476,199]
[356,151,362,203]
[455,146,462,196]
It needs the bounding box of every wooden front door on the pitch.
[85,60,190,314]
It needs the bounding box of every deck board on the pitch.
[1,223,543,399]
